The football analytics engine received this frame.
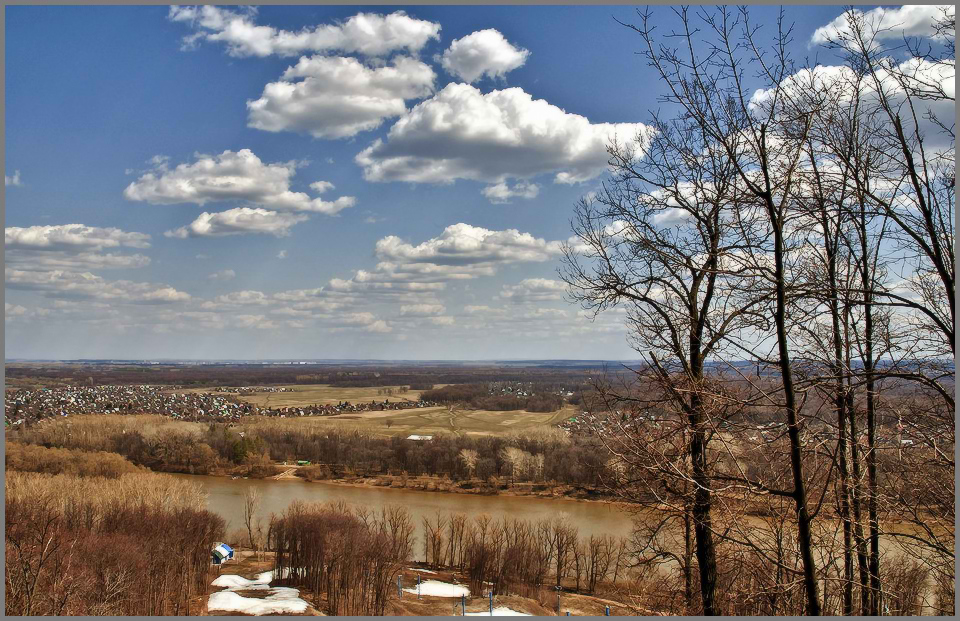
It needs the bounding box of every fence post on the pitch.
[397,575,402,599]
[462,594,466,616]
[490,590,493,615]
[418,574,421,600]
[605,606,610,616]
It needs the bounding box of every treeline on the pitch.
[228,422,609,487]
[5,442,144,478]
[6,363,612,389]
[265,501,631,614]
[9,415,611,488]
[4,471,223,615]
[420,384,564,412]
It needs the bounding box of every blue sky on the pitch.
[4,5,948,360]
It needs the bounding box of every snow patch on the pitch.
[403,579,470,598]
[212,574,269,589]
[208,587,310,615]
[409,567,437,574]
[210,568,308,615]
[466,607,531,616]
[255,567,293,582]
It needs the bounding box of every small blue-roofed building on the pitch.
[211,542,234,565]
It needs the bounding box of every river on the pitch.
[172,474,636,552]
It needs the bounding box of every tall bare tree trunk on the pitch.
[764,183,821,614]
[689,390,717,615]
[857,203,881,616]
[683,509,694,612]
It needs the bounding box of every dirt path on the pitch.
[270,467,300,480]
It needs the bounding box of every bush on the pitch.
[297,464,331,481]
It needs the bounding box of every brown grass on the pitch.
[235,404,576,438]
[176,384,426,408]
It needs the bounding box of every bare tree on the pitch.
[802,9,955,614]
[559,17,770,608]
[243,486,261,549]
[563,4,846,612]
[457,449,476,480]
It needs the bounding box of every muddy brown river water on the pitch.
[172,474,636,553]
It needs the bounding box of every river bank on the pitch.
[216,462,626,503]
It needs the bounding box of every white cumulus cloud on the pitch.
[365,319,392,333]
[169,6,441,57]
[5,224,152,271]
[439,29,530,83]
[5,303,28,318]
[498,278,568,304]
[812,5,955,45]
[248,55,436,139]
[749,60,954,152]
[5,170,22,186]
[6,224,150,251]
[400,303,446,316]
[125,148,355,215]
[164,208,309,239]
[5,269,191,304]
[482,180,540,203]
[209,290,272,307]
[356,83,650,198]
[325,223,568,293]
[375,223,563,267]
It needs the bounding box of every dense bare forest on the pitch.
[559,6,954,615]
[4,471,224,615]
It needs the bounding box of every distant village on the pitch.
[4,385,439,428]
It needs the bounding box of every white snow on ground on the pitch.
[208,587,310,615]
[466,607,531,616]
[255,567,293,582]
[212,574,270,589]
[408,567,437,574]
[209,568,309,615]
[403,579,470,597]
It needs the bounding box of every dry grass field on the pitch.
[242,384,429,408]
[175,384,435,407]
[314,404,576,438]
[236,403,576,439]
[173,384,572,438]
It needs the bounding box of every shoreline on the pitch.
[208,466,632,507]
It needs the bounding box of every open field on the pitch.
[246,404,578,438]
[173,383,436,407]
[169,383,573,437]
